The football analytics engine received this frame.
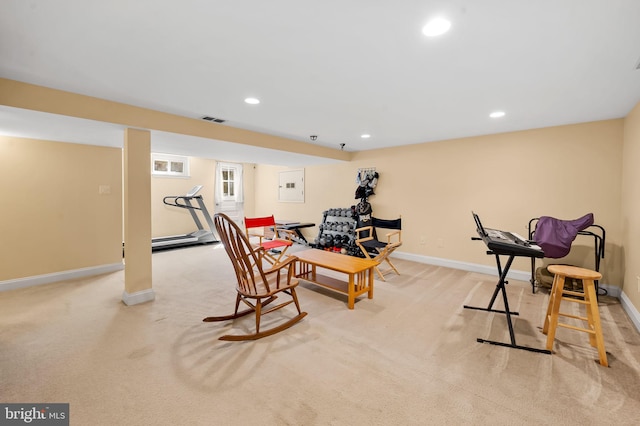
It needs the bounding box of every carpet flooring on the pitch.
[1,243,639,425]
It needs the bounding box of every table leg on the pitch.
[348,273,355,309]
[296,261,310,279]
[367,267,374,299]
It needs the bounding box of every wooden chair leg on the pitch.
[203,296,276,322]
[385,257,400,275]
[584,279,608,367]
[373,247,401,280]
[374,265,386,281]
[255,298,262,334]
[291,288,302,314]
[543,273,560,334]
[233,293,242,315]
[584,282,597,348]
[545,275,565,351]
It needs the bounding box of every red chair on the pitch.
[244,215,295,265]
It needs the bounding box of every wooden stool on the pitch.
[542,265,608,366]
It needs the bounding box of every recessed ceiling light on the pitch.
[361,134,371,139]
[422,17,451,37]
[489,111,506,118]
[244,97,260,105]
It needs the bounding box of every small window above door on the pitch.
[152,153,190,177]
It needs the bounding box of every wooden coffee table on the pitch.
[294,248,377,309]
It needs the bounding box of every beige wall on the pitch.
[151,159,255,238]
[621,102,640,310]
[0,135,255,282]
[0,136,122,281]
[151,157,217,238]
[255,120,624,288]
[0,119,627,297]
[0,78,636,319]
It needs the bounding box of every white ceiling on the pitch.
[1,0,640,166]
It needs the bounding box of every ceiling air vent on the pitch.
[201,116,226,123]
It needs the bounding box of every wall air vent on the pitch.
[201,116,226,123]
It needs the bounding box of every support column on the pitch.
[122,128,155,305]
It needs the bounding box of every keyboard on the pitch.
[482,228,544,258]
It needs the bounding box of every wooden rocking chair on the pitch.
[203,213,307,341]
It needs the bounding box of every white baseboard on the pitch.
[122,289,155,306]
[0,263,124,292]
[393,251,535,282]
[620,291,640,333]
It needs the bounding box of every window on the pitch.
[220,165,236,200]
[151,153,189,177]
[215,162,244,204]
[215,163,244,226]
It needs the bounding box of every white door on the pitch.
[215,162,244,225]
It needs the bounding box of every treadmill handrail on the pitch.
[163,195,203,210]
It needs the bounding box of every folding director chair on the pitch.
[355,216,402,281]
[245,215,295,265]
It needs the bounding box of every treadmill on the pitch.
[151,185,219,251]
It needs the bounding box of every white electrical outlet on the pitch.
[419,236,426,245]
[437,238,444,248]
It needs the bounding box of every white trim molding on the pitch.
[620,291,640,333]
[393,251,535,282]
[0,263,124,292]
[122,289,156,306]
